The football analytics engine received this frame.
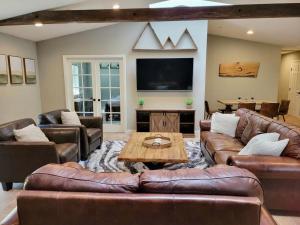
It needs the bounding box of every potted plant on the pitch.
[138,98,145,109]
[185,98,193,109]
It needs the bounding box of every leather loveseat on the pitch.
[200,108,300,213]
[0,118,80,191]
[38,109,103,160]
[0,163,276,225]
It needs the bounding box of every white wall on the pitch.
[0,32,42,123]
[37,21,208,130]
[206,35,281,110]
[279,51,300,101]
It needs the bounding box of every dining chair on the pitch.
[259,102,280,118]
[237,102,256,111]
[277,100,290,121]
[205,101,219,119]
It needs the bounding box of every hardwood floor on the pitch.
[1,126,300,223]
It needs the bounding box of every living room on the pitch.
[0,0,300,225]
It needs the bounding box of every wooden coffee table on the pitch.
[118,132,188,168]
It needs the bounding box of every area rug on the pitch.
[85,140,209,173]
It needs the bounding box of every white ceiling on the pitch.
[0,0,299,51]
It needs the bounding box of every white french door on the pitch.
[63,55,126,132]
[288,61,300,117]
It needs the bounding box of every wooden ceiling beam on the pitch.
[0,3,300,26]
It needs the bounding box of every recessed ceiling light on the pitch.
[247,30,254,35]
[113,3,120,9]
[34,22,43,27]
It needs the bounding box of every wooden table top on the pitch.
[218,99,276,105]
[118,132,188,163]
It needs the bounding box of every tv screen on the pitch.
[136,58,193,91]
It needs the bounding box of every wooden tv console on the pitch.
[136,109,195,136]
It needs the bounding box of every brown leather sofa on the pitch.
[0,163,277,225]
[38,109,103,160]
[0,119,80,191]
[200,108,300,213]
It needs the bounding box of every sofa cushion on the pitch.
[214,151,238,164]
[239,133,280,156]
[267,121,300,159]
[61,111,81,125]
[240,115,272,145]
[55,143,78,163]
[239,139,289,157]
[13,124,49,142]
[201,132,244,156]
[211,112,240,137]
[87,128,101,143]
[235,108,252,139]
[24,163,139,193]
[140,165,263,202]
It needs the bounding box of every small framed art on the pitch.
[0,55,8,84]
[24,58,37,84]
[8,55,23,84]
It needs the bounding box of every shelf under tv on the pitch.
[136,108,195,137]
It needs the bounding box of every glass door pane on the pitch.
[99,62,121,125]
[72,62,94,116]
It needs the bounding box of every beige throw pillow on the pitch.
[61,111,81,125]
[14,124,49,142]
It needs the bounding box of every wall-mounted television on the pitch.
[136,58,193,91]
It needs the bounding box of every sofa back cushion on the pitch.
[240,113,272,145]
[140,165,263,202]
[0,118,36,141]
[267,121,300,159]
[38,109,70,125]
[235,109,252,139]
[24,163,139,193]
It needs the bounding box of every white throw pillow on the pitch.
[239,139,289,157]
[14,124,49,142]
[239,133,280,155]
[211,112,240,137]
[61,111,81,125]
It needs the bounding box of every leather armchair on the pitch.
[38,109,103,160]
[0,119,80,191]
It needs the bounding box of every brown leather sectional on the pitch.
[1,163,277,225]
[38,109,103,160]
[0,119,80,191]
[200,108,300,213]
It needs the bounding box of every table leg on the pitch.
[225,104,233,113]
[144,162,165,170]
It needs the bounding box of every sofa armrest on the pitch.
[0,208,19,225]
[199,120,211,132]
[79,116,102,129]
[228,155,300,179]
[41,128,80,145]
[0,142,59,181]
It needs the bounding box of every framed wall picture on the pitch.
[0,55,8,84]
[219,62,260,77]
[8,55,23,84]
[24,58,36,84]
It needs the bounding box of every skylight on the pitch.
[150,0,230,8]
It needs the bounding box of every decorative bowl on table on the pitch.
[142,134,172,149]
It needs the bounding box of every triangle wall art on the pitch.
[133,22,198,51]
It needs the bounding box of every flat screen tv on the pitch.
[136,58,193,91]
